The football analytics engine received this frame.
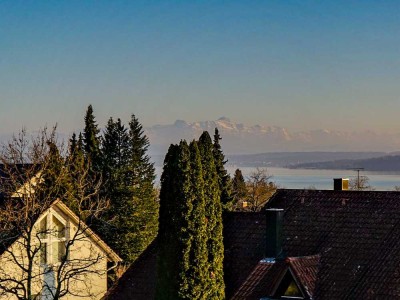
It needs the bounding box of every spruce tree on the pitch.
[126,114,158,263]
[99,118,131,258]
[213,128,232,210]
[232,168,247,209]
[198,131,225,299]
[97,115,158,264]
[83,105,102,174]
[66,132,86,214]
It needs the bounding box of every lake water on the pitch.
[155,166,400,191]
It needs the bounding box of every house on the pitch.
[0,199,122,300]
[106,188,400,299]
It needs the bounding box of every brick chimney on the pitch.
[265,208,284,259]
[334,178,349,191]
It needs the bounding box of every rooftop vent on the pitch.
[265,208,284,259]
[334,178,349,191]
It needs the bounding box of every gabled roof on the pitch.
[53,199,122,263]
[266,189,400,299]
[0,199,122,263]
[232,255,320,299]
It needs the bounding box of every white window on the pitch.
[37,209,68,265]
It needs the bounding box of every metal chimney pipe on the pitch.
[265,208,284,259]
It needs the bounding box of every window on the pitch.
[37,210,68,265]
[273,268,305,299]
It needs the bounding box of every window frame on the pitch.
[37,208,69,266]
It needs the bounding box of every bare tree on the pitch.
[0,128,115,300]
[349,175,374,191]
[239,168,277,212]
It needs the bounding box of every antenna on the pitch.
[350,168,364,190]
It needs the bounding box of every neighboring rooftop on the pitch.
[232,255,320,299]
[106,189,400,299]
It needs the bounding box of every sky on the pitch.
[1,1,400,136]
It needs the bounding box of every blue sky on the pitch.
[1,1,400,135]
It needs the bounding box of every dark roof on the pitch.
[232,255,320,299]
[266,189,400,299]
[105,240,158,300]
[223,212,266,299]
[106,189,400,299]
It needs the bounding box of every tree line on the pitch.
[0,104,158,299]
[68,105,158,266]
[0,104,278,299]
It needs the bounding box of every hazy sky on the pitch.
[1,1,400,136]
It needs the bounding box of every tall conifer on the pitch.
[127,114,158,262]
[83,105,101,174]
[100,118,131,259]
[213,128,232,210]
[156,142,191,299]
[182,141,208,299]
[98,115,158,263]
[232,168,247,208]
[198,132,225,299]
[157,135,225,299]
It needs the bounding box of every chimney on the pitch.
[334,178,349,191]
[265,208,284,259]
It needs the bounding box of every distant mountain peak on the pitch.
[173,119,189,128]
[145,117,400,155]
[217,116,231,122]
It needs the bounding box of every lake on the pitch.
[155,166,400,190]
[227,167,400,190]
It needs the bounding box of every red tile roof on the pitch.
[232,255,320,299]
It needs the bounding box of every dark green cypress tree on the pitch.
[83,105,102,174]
[157,139,217,300]
[198,131,225,299]
[181,141,208,299]
[213,128,232,210]
[156,142,191,300]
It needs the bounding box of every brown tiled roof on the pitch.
[289,255,320,297]
[232,255,320,299]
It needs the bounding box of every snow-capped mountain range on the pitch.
[145,117,400,155]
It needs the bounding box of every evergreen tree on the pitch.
[66,132,86,214]
[157,135,225,299]
[213,128,232,210]
[232,168,247,209]
[99,118,132,261]
[98,116,158,264]
[198,131,225,299]
[181,141,208,299]
[126,114,158,263]
[83,105,102,174]
[69,133,78,156]
[156,142,191,300]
